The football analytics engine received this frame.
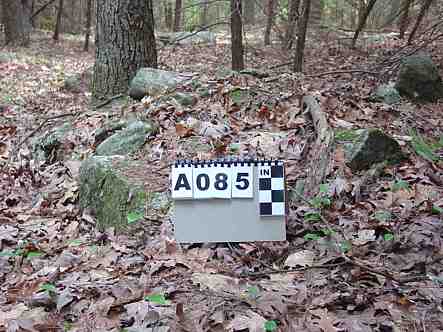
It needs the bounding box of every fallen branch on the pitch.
[31,0,57,20]
[302,95,335,198]
[307,69,380,78]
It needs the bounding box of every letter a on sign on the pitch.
[171,164,193,199]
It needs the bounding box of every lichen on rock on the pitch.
[395,54,443,102]
[346,129,406,171]
[95,120,155,156]
[79,156,170,231]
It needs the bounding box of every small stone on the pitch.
[63,75,81,93]
[370,83,401,105]
[171,92,196,107]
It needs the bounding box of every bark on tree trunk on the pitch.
[173,0,182,32]
[164,1,173,31]
[92,0,158,101]
[83,0,92,51]
[231,0,244,71]
[293,0,311,72]
[1,0,31,46]
[351,0,378,48]
[309,0,322,29]
[284,0,301,49]
[53,0,64,40]
[264,0,275,45]
[407,0,434,45]
[399,0,412,39]
[244,0,255,25]
[200,0,209,27]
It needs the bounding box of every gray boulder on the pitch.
[157,31,216,45]
[129,68,191,100]
[395,54,443,102]
[95,121,155,156]
[79,156,171,230]
[370,83,401,105]
[346,129,406,171]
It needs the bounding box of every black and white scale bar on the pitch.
[258,162,285,216]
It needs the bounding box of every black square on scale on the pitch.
[260,203,272,215]
[271,190,284,202]
[259,178,271,191]
[271,165,284,178]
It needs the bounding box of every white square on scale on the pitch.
[231,164,253,198]
[211,163,232,199]
[259,190,271,203]
[193,164,214,199]
[272,202,285,216]
[171,164,193,199]
[271,177,284,190]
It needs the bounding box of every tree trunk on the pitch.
[351,0,378,48]
[164,0,173,31]
[92,0,158,101]
[264,0,275,45]
[53,0,64,40]
[293,0,311,72]
[386,0,400,26]
[399,0,412,39]
[407,0,434,45]
[231,0,244,71]
[200,0,210,27]
[83,0,92,51]
[284,0,301,49]
[1,0,32,46]
[244,0,255,25]
[309,0,322,29]
[173,0,182,32]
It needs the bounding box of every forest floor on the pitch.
[1,29,443,332]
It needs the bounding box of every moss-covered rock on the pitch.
[395,54,443,102]
[32,123,73,162]
[93,120,128,147]
[370,84,401,105]
[346,129,406,171]
[128,68,190,101]
[95,121,155,156]
[79,156,171,231]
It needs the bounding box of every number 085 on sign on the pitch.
[171,161,253,199]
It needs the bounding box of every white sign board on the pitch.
[171,159,286,243]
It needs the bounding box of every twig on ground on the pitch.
[307,69,380,78]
